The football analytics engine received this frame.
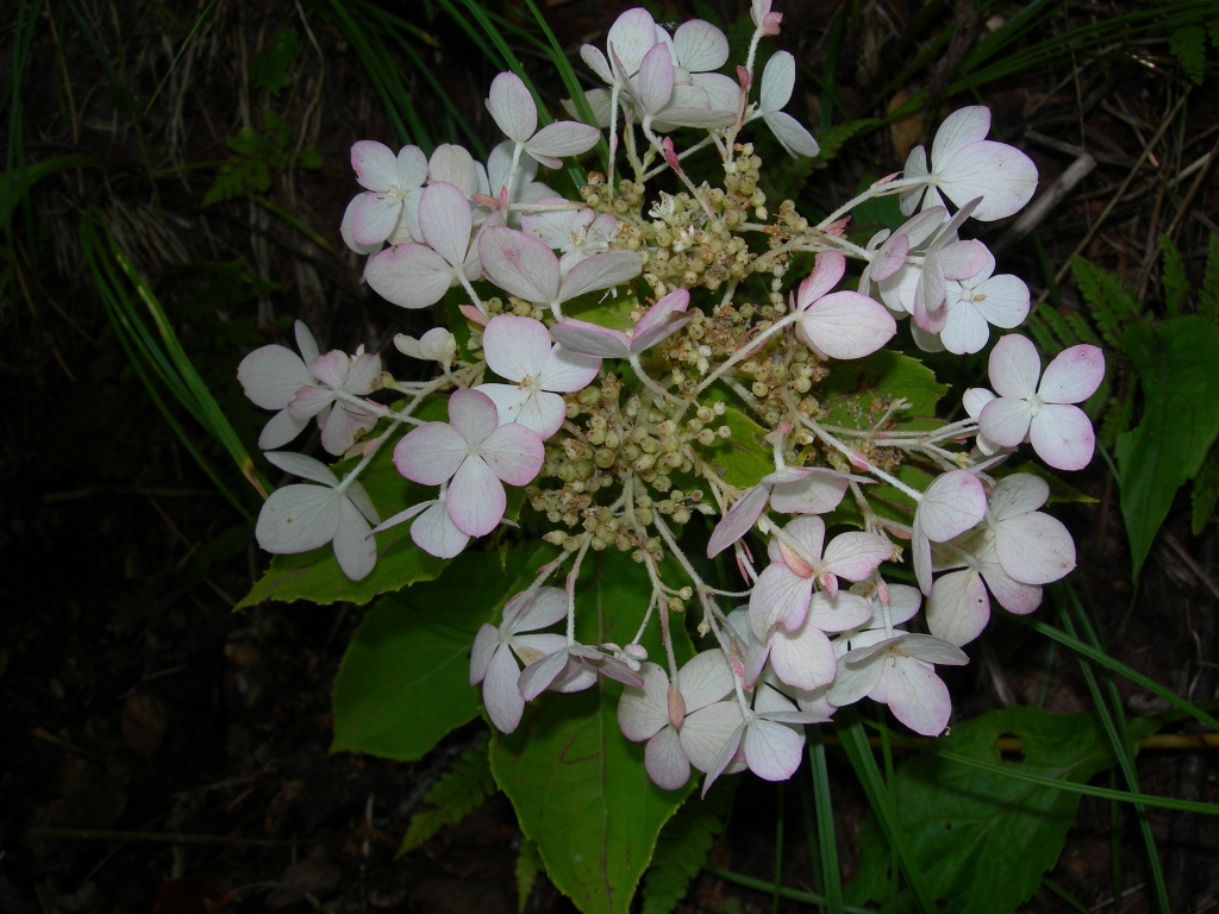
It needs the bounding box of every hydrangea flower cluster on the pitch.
[237,2,1103,793]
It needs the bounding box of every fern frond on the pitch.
[399,741,496,856]
[641,784,736,914]
[515,838,543,913]
[1169,25,1207,84]
[1160,234,1188,317]
[1071,255,1140,349]
[1201,232,1219,321]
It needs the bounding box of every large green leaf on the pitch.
[845,707,1117,914]
[820,349,948,428]
[490,550,696,914]
[1115,316,1219,579]
[331,544,557,761]
[236,426,446,608]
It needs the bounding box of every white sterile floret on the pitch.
[393,388,544,538]
[474,315,601,439]
[900,106,1038,221]
[939,248,1030,355]
[286,347,382,456]
[255,451,380,581]
[521,202,619,274]
[486,71,601,170]
[470,587,569,733]
[979,334,1104,471]
[340,141,428,252]
[753,52,819,157]
[394,328,457,367]
[364,182,481,310]
[618,651,735,790]
[478,225,641,321]
[237,320,323,450]
[792,251,896,359]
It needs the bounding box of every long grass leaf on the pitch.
[1060,596,1169,913]
[1020,612,1219,733]
[837,710,937,913]
[704,867,879,913]
[808,726,844,914]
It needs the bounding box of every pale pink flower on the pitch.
[748,516,894,638]
[393,388,544,537]
[792,251,896,359]
[618,651,735,789]
[911,469,988,595]
[478,225,641,320]
[286,348,382,456]
[753,52,819,157]
[750,0,783,36]
[938,249,1029,354]
[364,182,481,310]
[521,203,619,274]
[471,587,569,733]
[474,315,600,438]
[255,451,380,581]
[978,334,1104,471]
[486,72,600,170]
[900,106,1038,221]
[707,467,855,558]
[829,629,968,736]
[550,288,692,359]
[237,320,322,450]
[340,141,427,251]
[925,474,1072,645]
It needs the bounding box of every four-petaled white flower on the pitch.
[618,651,735,789]
[255,451,380,581]
[471,587,569,733]
[394,388,544,537]
[365,181,481,310]
[340,141,427,252]
[753,52,819,157]
[978,334,1104,471]
[475,315,601,439]
[486,72,601,170]
[287,347,382,456]
[901,106,1038,221]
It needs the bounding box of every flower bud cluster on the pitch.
[237,1,1104,795]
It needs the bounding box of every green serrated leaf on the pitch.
[845,708,1119,914]
[820,349,948,429]
[1115,316,1219,579]
[236,432,447,608]
[641,781,736,914]
[1202,232,1219,321]
[252,27,302,94]
[516,838,543,912]
[331,543,558,761]
[1191,442,1219,535]
[399,739,496,854]
[1169,25,1207,85]
[1160,234,1188,318]
[490,550,694,914]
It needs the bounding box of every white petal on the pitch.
[238,345,314,409]
[674,20,728,71]
[877,659,953,736]
[557,250,642,302]
[677,650,734,712]
[351,140,399,191]
[332,497,377,580]
[1039,344,1104,404]
[410,499,470,558]
[988,334,1041,398]
[484,643,527,732]
[930,107,991,168]
[978,396,1033,449]
[759,51,795,112]
[743,718,805,781]
[645,727,691,790]
[763,111,820,158]
[487,72,538,145]
[482,315,550,383]
[939,141,1037,221]
[926,569,990,647]
[448,456,506,537]
[679,701,744,772]
[256,484,341,554]
[1030,404,1095,470]
[264,450,338,486]
[418,182,474,268]
[478,227,560,304]
[364,243,454,310]
[994,511,1076,584]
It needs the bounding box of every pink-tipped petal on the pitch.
[481,421,546,485]
[351,140,399,191]
[418,182,474,268]
[479,227,560,304]
[557,250,642,303]
[993,510,1076,584]
[919,470,987,542]
[978,396,1033,449]
[393,421,469,485]
[1039,344,1105,404]
[365,244,454,309]
[448,456,506,537]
